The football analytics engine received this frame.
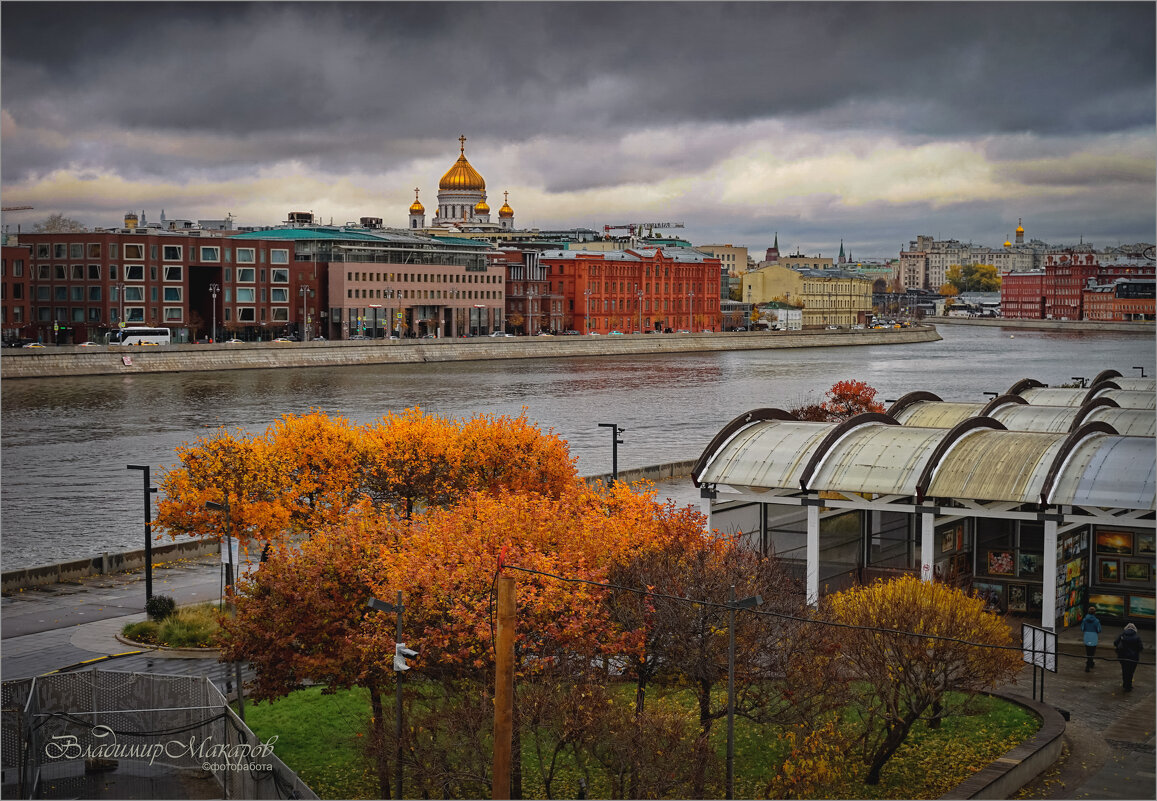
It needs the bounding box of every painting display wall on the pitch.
[1089,528,1155,624]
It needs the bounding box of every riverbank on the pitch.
[928,316,1155,333]
[0,326,939,379]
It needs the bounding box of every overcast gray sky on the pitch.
[2,1,1154,258]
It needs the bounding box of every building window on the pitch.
[70,286,84,302]
[124,244,144,260]
[72,307,85,322]
[236,288,255,303]
[237,307,256,322]
[237,267,256,283]
[164,307,183,322]
[124,286,144,302]
[125,306,145,323]
[109,264,117,280]
[36,244,50,259]
[272,307,288,321]
[70,264,84,280]
[88,264,101,280]
[54,244,66,259]
[87,243,101,259]
[69,243,83,259]
[89,286,102,301]
[164,265,183,282]
[125,264,144,281]
[271,249,289,265]
[163,287,182,302]
[200,246,220,262]
[88,307,101,322]
[54,264,66,280]
[54,287,67,301]
[163,245,182,261]
[271,268,289,283]
[237,248,256,264]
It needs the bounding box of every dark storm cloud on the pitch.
[3,2,1154,184]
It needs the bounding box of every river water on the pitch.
[1,323,1152,569]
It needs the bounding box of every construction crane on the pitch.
[603,222,685,239]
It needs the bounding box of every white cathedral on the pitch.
[408,136,515,231]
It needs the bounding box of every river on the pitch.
[1,323,1152,570]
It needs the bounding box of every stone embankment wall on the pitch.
[1,538,218,594]
[929,317,1154,334]
[1,327,940,380]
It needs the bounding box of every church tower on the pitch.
[408,188,425,229]
[1015,218,1025,245]
[498,191,515,230]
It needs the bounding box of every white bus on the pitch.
[106,327,172,346]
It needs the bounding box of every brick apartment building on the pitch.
[1001,251,1154,320]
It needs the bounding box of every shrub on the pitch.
[145,594,177,621]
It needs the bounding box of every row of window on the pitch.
[24,265,291,284]
[345,270,500,284]
[19,286,293,305]
[35,243,290,264]
[23,305,292,324]
[347,288,500,301]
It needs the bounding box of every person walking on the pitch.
[1113,622,1144,692]
[1081,605,1102,672]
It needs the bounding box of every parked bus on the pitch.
[106,327,172,346]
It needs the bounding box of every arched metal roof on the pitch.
[693,410,1155,512]
[887,395,1153,436]
[1014,386,1155,409]
[1072,406,1156,437]
[890,400,980,428]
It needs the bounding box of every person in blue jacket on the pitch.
[1113,623,1144,692]
[1081,605,1102,672]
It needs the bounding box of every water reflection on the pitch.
[2,324,1152,568]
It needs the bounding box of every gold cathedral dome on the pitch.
[1016,217,1024,235]
[439,135,486,191]
[474,200,490,214]
[409,188,425,214]
[498,191,514,218]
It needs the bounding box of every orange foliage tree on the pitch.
[154,427,290,552]
[789,379,886,422]
[822,574,1024,785]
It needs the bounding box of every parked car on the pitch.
[562,330,580,336]
[350,334,371,340]
[272,337,296,343]
[609,330,624,335]
[23,342,46,348]
[223,338,245,344]
[77,341,102,347]
[489,331,514,337]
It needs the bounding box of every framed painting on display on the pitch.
[1096,531,1132,556]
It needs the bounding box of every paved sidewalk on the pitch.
[2,562,1154,799]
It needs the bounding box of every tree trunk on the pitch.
[866,715,918,786]
[370,684,393,799]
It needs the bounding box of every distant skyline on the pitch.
[2,2,1154,259]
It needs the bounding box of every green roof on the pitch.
[231,227,389,242]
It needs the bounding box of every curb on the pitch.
[114,632,223,659]
[940,690,1067,800]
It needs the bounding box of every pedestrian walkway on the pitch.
[2,562,1154,799]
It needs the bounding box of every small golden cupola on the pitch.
[474,200,490,214]
[409,188,425,214]
[498,191,514,218]
[1015,217,1025,244]
[439,135,486,191]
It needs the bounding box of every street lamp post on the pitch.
[367,593,408,801]
[726,586,763,800]
[637,290,643,333]
[584,288,592,334]
[205,498,245,722]
[208,283,219,343]
[299,286,313,342]
[688,290,695,331]
[126,464,157,601]
[118,283,126,331]
[597,423,624,481]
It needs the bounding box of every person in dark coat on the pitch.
[1113,622,1144,692]
[1081,606,1102,672]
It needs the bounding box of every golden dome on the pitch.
[474,200,490,214]
[409,188,424,214]
[498,190,514,218]
[1015,217,1024,235]
[439,135,486,192]
[1004,237,1012,248]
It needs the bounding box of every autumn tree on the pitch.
[266,410,369,534]
[822,574,1024,785]
[946,263,1002,293]
[788,379,885,422]
[154,427,290,553]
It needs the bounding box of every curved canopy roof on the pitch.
[695,414,1154,512]
[890,398,1155,436]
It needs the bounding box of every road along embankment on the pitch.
[1,326,939,380]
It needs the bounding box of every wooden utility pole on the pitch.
[493,575,515,800]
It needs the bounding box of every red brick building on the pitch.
[1,242,33,342]
[1083,278,1156,322]
[10,229,312,344]
[1001,251,1154,320]
[539,247,722,334]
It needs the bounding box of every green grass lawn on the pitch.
[121,602,224,648]
[243,683,1039,800]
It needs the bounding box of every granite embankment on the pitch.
[1,326,940,379]
[928,316,1155,333]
